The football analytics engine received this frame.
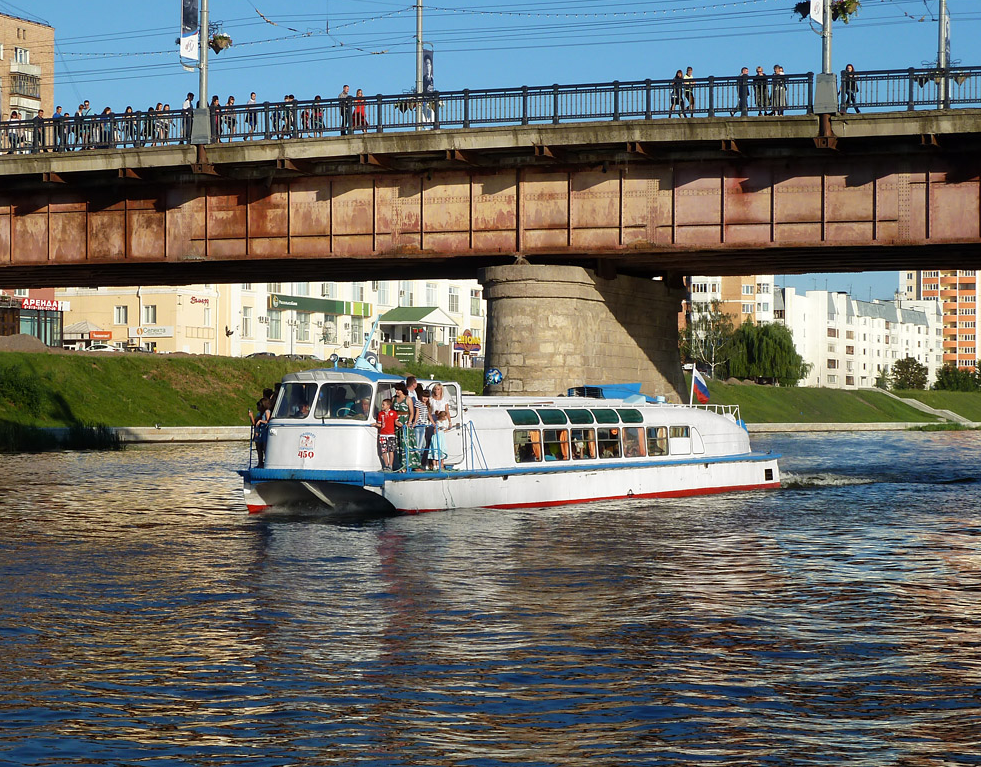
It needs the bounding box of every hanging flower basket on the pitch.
[794,1,860,24]
[209,33,233,54]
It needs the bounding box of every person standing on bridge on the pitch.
[352,89,368,133]
[31,109,45,154]
[684,66,695,115]
[52,106,66,152]
[842,64,860,113]
[753,66,770,116]
[182,92,194,144]
[771,65,787,116]
[669,70,687,117]
[736,67,750,116]
[338,84,352,135]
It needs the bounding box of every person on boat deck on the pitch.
[249,396,273,468]
[403,376,422,470]
[391,382,412,472]
[416,387,434,469]
[429,382,453,427]
[429,410,449,470]
[374,398,399,471]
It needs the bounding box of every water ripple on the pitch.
[1,434,980,764]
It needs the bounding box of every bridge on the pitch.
[2,68,981,400]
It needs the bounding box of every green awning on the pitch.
[378,306,456,328]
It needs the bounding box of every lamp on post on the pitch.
[287,317,299,357]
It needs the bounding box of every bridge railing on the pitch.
[2,67,979,155]
[841,66,981,111]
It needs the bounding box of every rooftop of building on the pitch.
[0,11,54,30]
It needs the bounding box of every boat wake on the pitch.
[782,472,978,490]
[781,472,877,489]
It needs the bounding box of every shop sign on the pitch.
[268,294,371,317]
[90,330,113,341]
[385,343,417,363]
[190,297,210,305]
[21,298,69,312]
[129,326,175,338]
[454,329,482,353]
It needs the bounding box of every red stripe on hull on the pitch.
[398,480,781,515]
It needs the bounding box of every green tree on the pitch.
[890,356,929,390]
[728,321,809,387]
[933,363,979,392]
[680,299,735,380]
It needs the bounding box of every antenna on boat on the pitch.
[353,315,383,372]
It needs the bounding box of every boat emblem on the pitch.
[299,433,315,449]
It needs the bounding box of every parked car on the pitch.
[282,354,321,361]
[86,344,119,352]
[245,352,278,358]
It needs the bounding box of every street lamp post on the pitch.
[190,0,211,144]
[287,317,298,357]
[813,0,838,116]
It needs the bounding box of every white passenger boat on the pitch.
[239,364,780,515]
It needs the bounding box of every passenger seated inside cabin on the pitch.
[355,397,372,420]
[623,427,645,457]
[598,427,621,459]
[514,429,542,463]
[293,403,311,419]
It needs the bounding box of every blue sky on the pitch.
[11,0,980,298]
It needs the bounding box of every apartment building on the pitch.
[56,279,486,365]
[901,269,978,369]
[778,288,943,389]
[0,12,54,120]
[687,274,775,325]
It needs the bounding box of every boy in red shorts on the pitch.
[374,398,399,470]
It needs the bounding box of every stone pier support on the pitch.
[479,265,687,402]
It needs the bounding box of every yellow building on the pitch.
[0,12,55,120]
[57,286,220,353]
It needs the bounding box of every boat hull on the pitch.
[241,452,780,515]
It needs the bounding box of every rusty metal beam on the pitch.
[118,168,144,181]
[360,153,398,170]
[276,158,315,174]
[446,149,482,166]
[534,145,568,163]
[41,172,65,184]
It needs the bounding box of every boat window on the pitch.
[570,428,596,459]
[536,409,568,425]
[616,409,644,424]
[647,426,668,456]
[513,429,542,463]
[591,409,619,424]
[669,425,692,456]
[597,428,621,458]
[542,429,570,461]
[313,382,375,420]
[564,409,594,424]
[273,383,318,419]
[623,427,646,457]
[508,409,541,426]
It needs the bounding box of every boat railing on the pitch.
[462,420,488,471]
[686,403,741,421]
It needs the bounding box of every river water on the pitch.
[1,431,980,766]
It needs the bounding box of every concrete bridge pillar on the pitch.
[479,265,686,403]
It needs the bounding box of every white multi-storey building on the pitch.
[57,279,486,366]
[778,288,943,389]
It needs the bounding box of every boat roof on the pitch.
[280,367,404,384]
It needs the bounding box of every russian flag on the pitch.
[692,368,710,405]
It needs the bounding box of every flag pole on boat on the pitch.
[687,363,695,406]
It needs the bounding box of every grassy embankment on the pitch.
[692,377,953,425]
[0,352,483,451]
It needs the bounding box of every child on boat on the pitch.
[428,410,450,470]
[374,398,399,471]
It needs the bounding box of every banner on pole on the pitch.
[809,0,824,24]
[422,49,434,93]
[180,0,200,61]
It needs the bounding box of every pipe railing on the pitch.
[2,66,980,155]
